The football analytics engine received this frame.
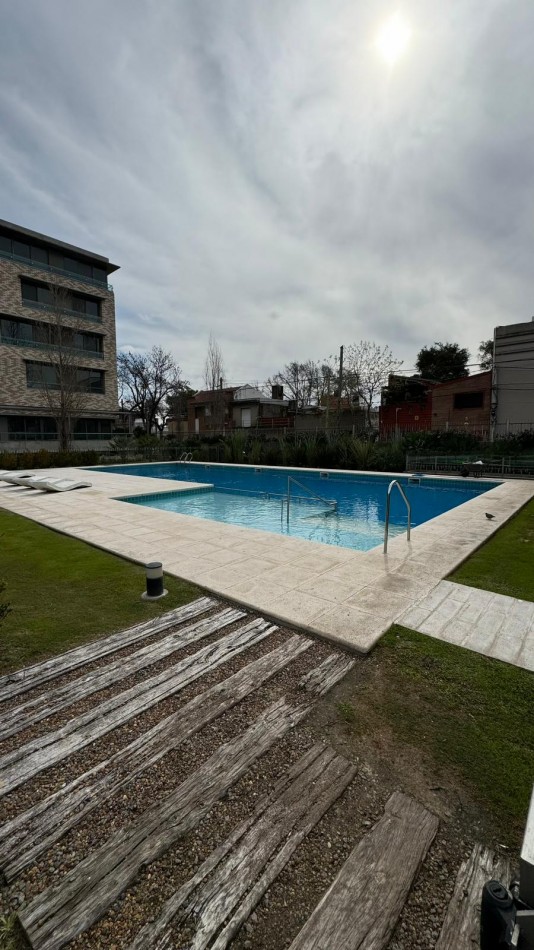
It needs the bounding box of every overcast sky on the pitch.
[1,0,533,387]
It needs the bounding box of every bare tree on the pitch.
[203,334,227,431]
[118,346,183,435]
[204,333,225,391]
[343,341,402,425]
[37,286,89,451]
[269,359,334,409]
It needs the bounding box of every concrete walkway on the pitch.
[1,465,533,654]
[400,579,534,671]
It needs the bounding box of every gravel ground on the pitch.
[0,600,518,950]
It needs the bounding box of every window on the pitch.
[453,391,484,410]
[1,316,34,342]
[73,331,103,355]
[31,246,48,265]
[7,417,57,441]
[74,418,112,439]
[13,240,30,259]
[76,367,105,393]
[0,233,108,284]
[71,293,100,318]
[21,279,53,306]
[21,279,101,320]
[25,361,105,393]
[2,316,102,354]
[26,362,58,389]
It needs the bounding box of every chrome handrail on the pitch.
[286,476,337,525]
[384,479,411,554]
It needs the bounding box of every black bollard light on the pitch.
[142,561,168,601]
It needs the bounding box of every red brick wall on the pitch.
[430,372,491,430]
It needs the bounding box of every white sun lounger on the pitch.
[1,472,36,485]
[37,479,92,492]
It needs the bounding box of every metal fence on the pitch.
[406,454,534,477]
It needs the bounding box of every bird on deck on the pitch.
[485,513,495,520]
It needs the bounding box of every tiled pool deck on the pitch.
[1,465,533,653]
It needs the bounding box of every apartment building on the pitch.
[491,318,534,437]
[0,219,119,450]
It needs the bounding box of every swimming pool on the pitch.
[93,462,501,552]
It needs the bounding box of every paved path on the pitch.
[400,579,534,671]
[1,465,533,653]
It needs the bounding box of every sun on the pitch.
[375,13,412,66]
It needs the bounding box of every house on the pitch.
[431,371,492,434]
[379,371,492,437]
[187,385,292,435]
[187,387,237,435]
[231,385,291,429]
[0,219,119,450]
[491,318,534,437]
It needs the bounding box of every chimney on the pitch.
[271,384,283,400]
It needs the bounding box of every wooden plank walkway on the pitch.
[299,653,355,696]
[0,606,247,741]
[0,597,214,702]
[435,843,511,949]
[18,698,314,950]
[0,634,310,882]
[128,743,357,950]
[0,617,273,797]
[288,791,439,950]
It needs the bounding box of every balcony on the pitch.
[0,335,104,360]
[22,299,102,324]
[0,247,113,291]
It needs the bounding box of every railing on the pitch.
[384,479,411,554]
[0,335,104,359]
[284,475,337,525]
[0,247,113,291]
[406,454,534,478]
[22,300,103,323]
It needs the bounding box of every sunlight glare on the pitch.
[375,13,412,66]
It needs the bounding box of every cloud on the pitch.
[1,0,533,386]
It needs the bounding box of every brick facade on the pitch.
[0,224,119,449]
[430,372,491,431]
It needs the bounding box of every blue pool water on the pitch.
[92,463,500,552]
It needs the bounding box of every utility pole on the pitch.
[325,370,330,431]
[338,345,344,416]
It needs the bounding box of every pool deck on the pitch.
[1,465,533,653]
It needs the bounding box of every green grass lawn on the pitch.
[450,497,534,601]
[342,624,534,837]
[0,509,200,673]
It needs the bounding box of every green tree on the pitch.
[478,338,494,371]
[415,342,469,382]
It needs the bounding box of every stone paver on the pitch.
[400,579,534,671]
[1,463,533,653]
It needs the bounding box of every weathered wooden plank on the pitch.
[0,607,247,741]
[299,653,356,696]
[18,698,313,950]
[130,743,357,950]
[435,844,511,950]
[0,633,309,882]
[288,791,439,950]
[0,619,273,798]
[0,597,215,702]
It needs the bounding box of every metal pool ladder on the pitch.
[384,479,411,554]
[283,476,337,525]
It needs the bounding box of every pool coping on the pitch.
[1,464,533,654]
